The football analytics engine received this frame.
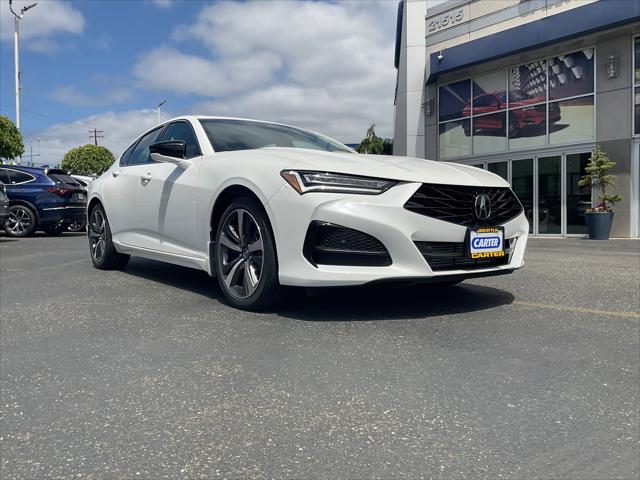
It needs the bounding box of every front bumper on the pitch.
[268,182,529,287]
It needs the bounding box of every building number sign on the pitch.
[427,7,465,34]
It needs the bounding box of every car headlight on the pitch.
[280,170,396,195]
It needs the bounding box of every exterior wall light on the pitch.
[423,97,434,116]
[606,53,619,79]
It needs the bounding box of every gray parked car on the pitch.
[0,182,8,225]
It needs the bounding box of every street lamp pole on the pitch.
[9,1,38,133]
[157,100,167,124]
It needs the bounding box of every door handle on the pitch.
[112,170,121,177]
[141,173,152,184]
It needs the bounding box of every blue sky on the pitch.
[0,0,400,165]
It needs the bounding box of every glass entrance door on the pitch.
[537,155,562,234]
[566,152,591,234]
[511,159,534,233]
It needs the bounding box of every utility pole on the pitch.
[157,100,167,123]
[23,137,41,165]
[89,129,104,146]
[9,1,38,132]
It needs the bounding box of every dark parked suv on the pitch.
[0,181,8,224]
[0,166,87,237]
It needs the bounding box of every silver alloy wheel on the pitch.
[219,208,264,299]
[5,207,32,235]
[89,209,106,263]
[68,219,85,232]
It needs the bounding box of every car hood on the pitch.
[260,148,509,187]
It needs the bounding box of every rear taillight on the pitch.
[46,187,73,196]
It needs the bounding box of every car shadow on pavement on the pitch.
[277,283,514,321]
[122,258,515,321]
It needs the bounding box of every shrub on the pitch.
[61,144,115,175]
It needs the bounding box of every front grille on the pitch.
[404,183,523,228]
[303,222,392,267]
[415,239,514,272]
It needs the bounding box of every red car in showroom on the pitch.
[461,92,561,137]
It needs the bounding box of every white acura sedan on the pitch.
[87,116,528,309]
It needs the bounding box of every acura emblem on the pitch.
[474,194,491,220]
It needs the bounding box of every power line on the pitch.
[89,129,104,146]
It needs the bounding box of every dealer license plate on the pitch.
[467,227,505,259]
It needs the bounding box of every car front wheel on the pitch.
[88,204,130,270]
[214,198,281,310]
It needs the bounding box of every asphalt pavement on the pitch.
[1,233,639,479]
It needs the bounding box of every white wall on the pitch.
[393,0,427,158]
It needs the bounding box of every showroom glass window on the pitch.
[438,80,471,159]
[437,48,595,159]
[635,37,640,136]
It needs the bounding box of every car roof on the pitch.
[0,165,44,173]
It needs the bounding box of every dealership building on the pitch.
[393,0,640,237]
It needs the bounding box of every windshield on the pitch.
[199,119,353,153]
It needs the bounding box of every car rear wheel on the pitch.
[68,218,87,232]
[214,198,281,310]
[4,205,37,237]
[88,204,130,270]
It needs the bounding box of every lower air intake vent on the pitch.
[415,240,514,271]
[304,222,392,267]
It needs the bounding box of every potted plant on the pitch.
[578,145,622,240]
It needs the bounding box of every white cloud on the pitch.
[134,47,282,97]
[32,109,169,166]
[51,85,134,108]
[133,0,398,141]
[0,0,84,46]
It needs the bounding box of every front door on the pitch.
[139,121,203,257]
[102,127,164,244]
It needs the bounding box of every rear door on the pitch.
[138,120,203,256]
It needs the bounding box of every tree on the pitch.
[355,124,393,155]
[61,144,115,175]
[0,115,25,161]
[577,144,622,212]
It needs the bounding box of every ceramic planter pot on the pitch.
[585,212,614,240]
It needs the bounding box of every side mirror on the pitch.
[150,140,186,160]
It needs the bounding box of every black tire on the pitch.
[42,224,66,235]
[4,204,37,237]
[214,197,281,310]
[88,204,130,270]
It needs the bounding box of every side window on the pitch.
[0,169,10,184]
[126,128,164,166]
[7,171,34,184]
[161,122,201,159]
[119,143,137,166]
